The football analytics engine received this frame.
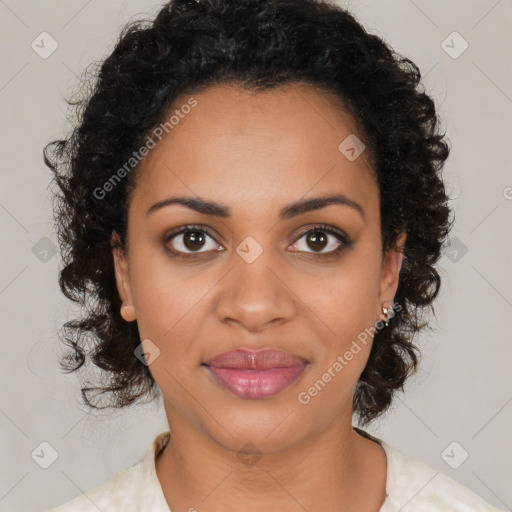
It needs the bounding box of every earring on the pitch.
[382,305,393,327]
[120,304,136,322]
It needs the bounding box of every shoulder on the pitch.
[380,440,506,512]
[46,461,145,512]
[46,431,171,512]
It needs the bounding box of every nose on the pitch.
[214,249,296,333]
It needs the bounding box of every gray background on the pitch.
[0,0,511,510]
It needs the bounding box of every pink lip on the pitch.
[204,349,308,399]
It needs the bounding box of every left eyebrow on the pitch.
[279,194,365,221]
[146,193,365,221]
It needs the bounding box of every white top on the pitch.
[47,428,505,511]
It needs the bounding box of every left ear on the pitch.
[379,231,406,305]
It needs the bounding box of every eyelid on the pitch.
[293,223,349,243]
[164,224,223,244]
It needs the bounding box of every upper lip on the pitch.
[204,349,308,370]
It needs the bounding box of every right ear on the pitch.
[111,231,137,322]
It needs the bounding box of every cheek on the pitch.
[297,269,381,412]
[316,252,382,335]
[128,245,208,354]
[303,248,382,383]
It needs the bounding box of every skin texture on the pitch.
[112,82,405,512]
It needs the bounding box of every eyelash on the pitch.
[163,224,351,260]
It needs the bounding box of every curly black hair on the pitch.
[44,0,453,427]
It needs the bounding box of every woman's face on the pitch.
[113,82,405,453]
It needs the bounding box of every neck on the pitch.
[155,413,387,512]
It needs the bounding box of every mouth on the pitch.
[202,348,309,400]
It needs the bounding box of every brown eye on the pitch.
[182,230,206,251]
[290,225,349,256]
[165,226,221,256]
[305,231,329,252]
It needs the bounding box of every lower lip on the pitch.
[205,365,307,399]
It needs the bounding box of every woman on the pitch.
[44,0,504,510]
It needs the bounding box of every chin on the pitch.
[202,398,310,454]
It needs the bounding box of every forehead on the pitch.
[129,82,378,219]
